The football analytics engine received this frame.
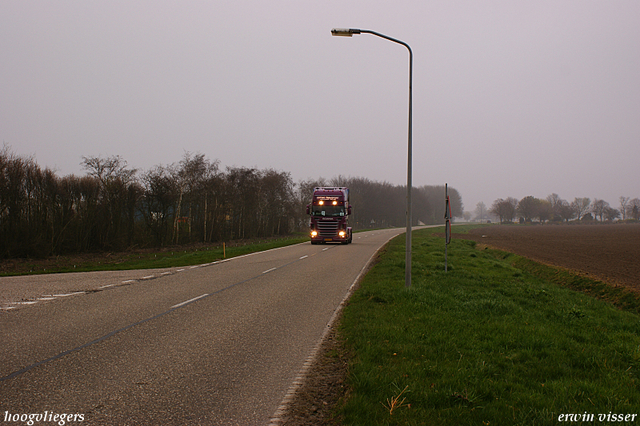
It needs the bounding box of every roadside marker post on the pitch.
[444,183,452,272]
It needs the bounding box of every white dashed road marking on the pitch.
[51,292,85,297]
[171,293,209,309]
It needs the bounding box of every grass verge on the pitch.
[337,225,640,425]
[0,234,308,276]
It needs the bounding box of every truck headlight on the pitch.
[339,231,346,237]
[311,231,318,237]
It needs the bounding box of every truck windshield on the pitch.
[311,205,345,217]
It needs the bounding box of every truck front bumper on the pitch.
[310,230,349,243]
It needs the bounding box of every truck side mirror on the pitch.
[348,206,352,215]
[306,205,310,215]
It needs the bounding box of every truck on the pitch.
[306,187,353,244]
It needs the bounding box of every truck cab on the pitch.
[306,187,353,244]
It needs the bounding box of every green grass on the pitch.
[338,225,640,425]
[2,234,308,276]
[88,236,309,271]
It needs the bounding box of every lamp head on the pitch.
[331,28,361,37]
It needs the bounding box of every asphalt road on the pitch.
[0,228,405,425]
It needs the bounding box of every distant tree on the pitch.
[0,143,472,258]
[490,197,517,223]
[294,178,327,231]
[81,155,138,249]
[416,185,463,224]
[225,166,261,239]
[170,152,217,243]
[257,169,294,236]
[546,193,575,222]
[489,199,501,222]
[627,198,640,220]
[582,212,594,222]
[517,196,540,222]
[174,152,218,242]
[201,170,226,242]
[604,206,621,221]
[538,200,553,222]
[546,193,563,221]
[474,202,488,221]
[571,197,591,221]
[445,186,464,219]
[295,179,463,229]
[74,175,101,250]
[82,155,136,186]
[591,199,610,222]
[141,165,177,245]
[557,200,576,222]
[619,196,630,220]
[0,148,29,256]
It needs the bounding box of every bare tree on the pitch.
[474,202,488,221]
[546,193,563,220]
[445,186,464,219]
[557,200,576,222]
[257,170,294,236]
[224,167,261,239]
[141,165,176,245]
[619,196,630,220]
[505,197,519,222]
[490,199,505,223]
[294,178,327,231]
[81,155,138,249]
[604,206,621,221]
[571,197,591,221]
[170,152,219,244]
[627,198,640,221]
[591,199,610,222]
[1,143,477,258]
[538,199,553,223]
[490,197,517,223]
[416,185,463,224]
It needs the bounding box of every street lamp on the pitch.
[331,28,413,288]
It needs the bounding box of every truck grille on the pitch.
[317,221,339,237]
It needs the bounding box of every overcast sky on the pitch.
[2,1,639,211]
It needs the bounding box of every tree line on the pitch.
[301,176,462,230]
[0,146,462,258]
[475,193,640,224]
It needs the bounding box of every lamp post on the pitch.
[331,28,413,288]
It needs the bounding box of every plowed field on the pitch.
[458,224,640,291]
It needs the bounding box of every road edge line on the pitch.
[267,230,402,426]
